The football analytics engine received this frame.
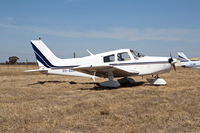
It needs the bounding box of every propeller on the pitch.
[168,52,176,71]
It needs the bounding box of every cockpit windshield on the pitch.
[130,50,144,58]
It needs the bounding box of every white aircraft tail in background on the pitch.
[177,52,200,69]
[25,39,177,87]
[177,52,191,61]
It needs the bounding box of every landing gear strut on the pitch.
[99,72,120,88]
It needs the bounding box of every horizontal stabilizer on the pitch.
[24,69,48,73]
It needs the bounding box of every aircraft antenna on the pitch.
[86,49,93,55]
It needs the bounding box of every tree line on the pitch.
[0,56,36,65]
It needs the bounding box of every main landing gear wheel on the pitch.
[99,80,120,88]
[99,71,120,88]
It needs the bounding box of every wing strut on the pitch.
[92,71,96,81]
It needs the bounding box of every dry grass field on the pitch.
[191,57,200,61]
[0,65,200,133]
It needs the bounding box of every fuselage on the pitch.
[30,40,175,78]
[45,49,172,76]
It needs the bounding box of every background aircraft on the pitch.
[26,39,177,87]
[177,52,200,69]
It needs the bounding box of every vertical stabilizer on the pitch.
[31,40,61,68]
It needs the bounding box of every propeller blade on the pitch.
[170,52,172,58]
[172,63,176,71]
[168,52,176,71]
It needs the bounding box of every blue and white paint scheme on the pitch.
[178,52,200,69]
[25,39,177,87]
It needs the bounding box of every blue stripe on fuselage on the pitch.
[110,61,169,66]
[34,51,50,68]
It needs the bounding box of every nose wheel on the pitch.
[147,75,167,85]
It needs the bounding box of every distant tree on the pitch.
[8,56,19,64]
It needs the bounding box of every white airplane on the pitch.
[25,39,177,87]
[177,52,200,69]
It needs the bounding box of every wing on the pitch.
[72,64,139,77]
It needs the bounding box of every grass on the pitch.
[0,65,200,133]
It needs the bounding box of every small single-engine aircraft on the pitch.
[177,52,200,69]
[25,39,177,87]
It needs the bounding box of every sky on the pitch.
[0,0,200,62]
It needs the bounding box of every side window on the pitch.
[117,52,131,61]
[103,54,115,62]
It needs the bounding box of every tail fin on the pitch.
[177,52,191,61]
[37,60,48,70]
[31,40,61,68]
